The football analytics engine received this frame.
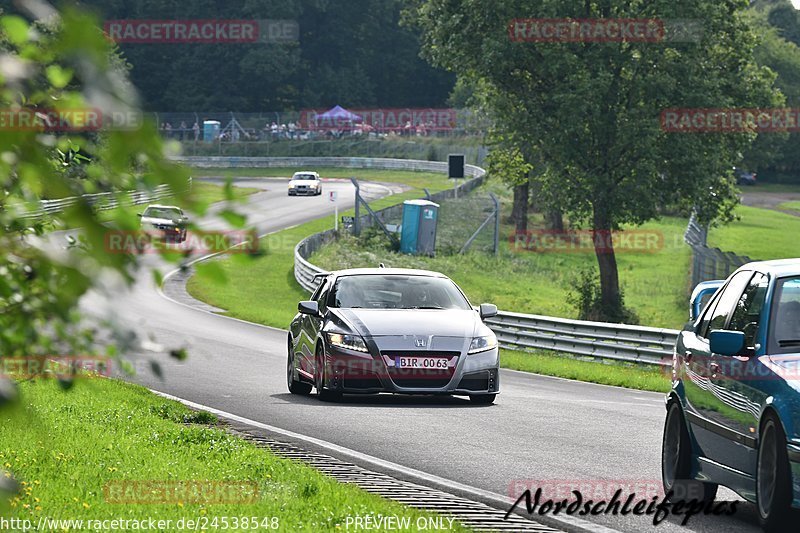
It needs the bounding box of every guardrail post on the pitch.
[491,193,499,255]
[350,177,361,236]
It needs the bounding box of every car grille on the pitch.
[380,351,458,389]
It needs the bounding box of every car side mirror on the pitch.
[137,213,143,217]
[298,301,320,316]
[479,303,498,320]
[709,330,745,356]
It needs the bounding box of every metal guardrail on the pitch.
[23,180,191,220]
[172,155,487,179]
[484,311,677,366]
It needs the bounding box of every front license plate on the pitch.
[394,357,449,370]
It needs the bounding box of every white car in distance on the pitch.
[288,171,323,196]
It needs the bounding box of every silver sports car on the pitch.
[287,268,500,403]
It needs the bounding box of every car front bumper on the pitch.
[323,343,500,396]
[288,187,318,195]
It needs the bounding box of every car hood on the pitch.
[291,179,317,184]
[333,308,479,338]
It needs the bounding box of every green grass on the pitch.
[0,378,469,531]
[707,205,800,260]
[501,349,670,393]
[777,201,800,211]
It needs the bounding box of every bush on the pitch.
[566,267,639,324]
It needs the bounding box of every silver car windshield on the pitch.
[329,275,471,310]
[770,276,800,354]
[144,207,182,219]
[292,174,317,181]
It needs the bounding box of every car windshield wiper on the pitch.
[407,305,445,310]
[778,339,800,347]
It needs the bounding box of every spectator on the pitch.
[288,121,296,139]
[270,122,278,140]
[165,122,172,138]
[179,121,187,141]
[192,121,200,141]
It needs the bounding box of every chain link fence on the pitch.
[685,212,753,288]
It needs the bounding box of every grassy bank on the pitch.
[707,204,800,260]
[0,379,469,531]
[501,350,670,393]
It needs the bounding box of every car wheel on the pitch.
[287,339,311,396]
[757,415,793,532]
[470,394,496,405]
[315,345,341,402]
[661,401,718,503]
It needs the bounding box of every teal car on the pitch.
[663,259,800,532]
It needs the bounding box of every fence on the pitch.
[293,174,486,292]
[684,212,753,288]
[21,180,191,220]
[152,109,490,139]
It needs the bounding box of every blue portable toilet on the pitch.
[203,120,220,141]
[400,199,439,256]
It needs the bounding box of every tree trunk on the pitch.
[545,209,564,232]
[592,207,622,321]
[511,181,530,234]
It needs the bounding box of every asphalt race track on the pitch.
[83,177,764,533]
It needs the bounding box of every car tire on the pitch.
[757,415,793,532]
[661,401,718,503]
[470,394,496,405]
[315,345,341,402]
[287,339,311,396]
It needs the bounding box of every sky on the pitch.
[793,0,800,9]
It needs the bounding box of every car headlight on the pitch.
[468,333,497,354]
[326,332,369,353]
[309,183,318,188]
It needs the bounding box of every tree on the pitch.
[408,0,780,321]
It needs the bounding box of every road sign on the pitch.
[329,190,338,202]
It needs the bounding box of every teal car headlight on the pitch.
[468,333,497,354]
[326,332,369,353]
